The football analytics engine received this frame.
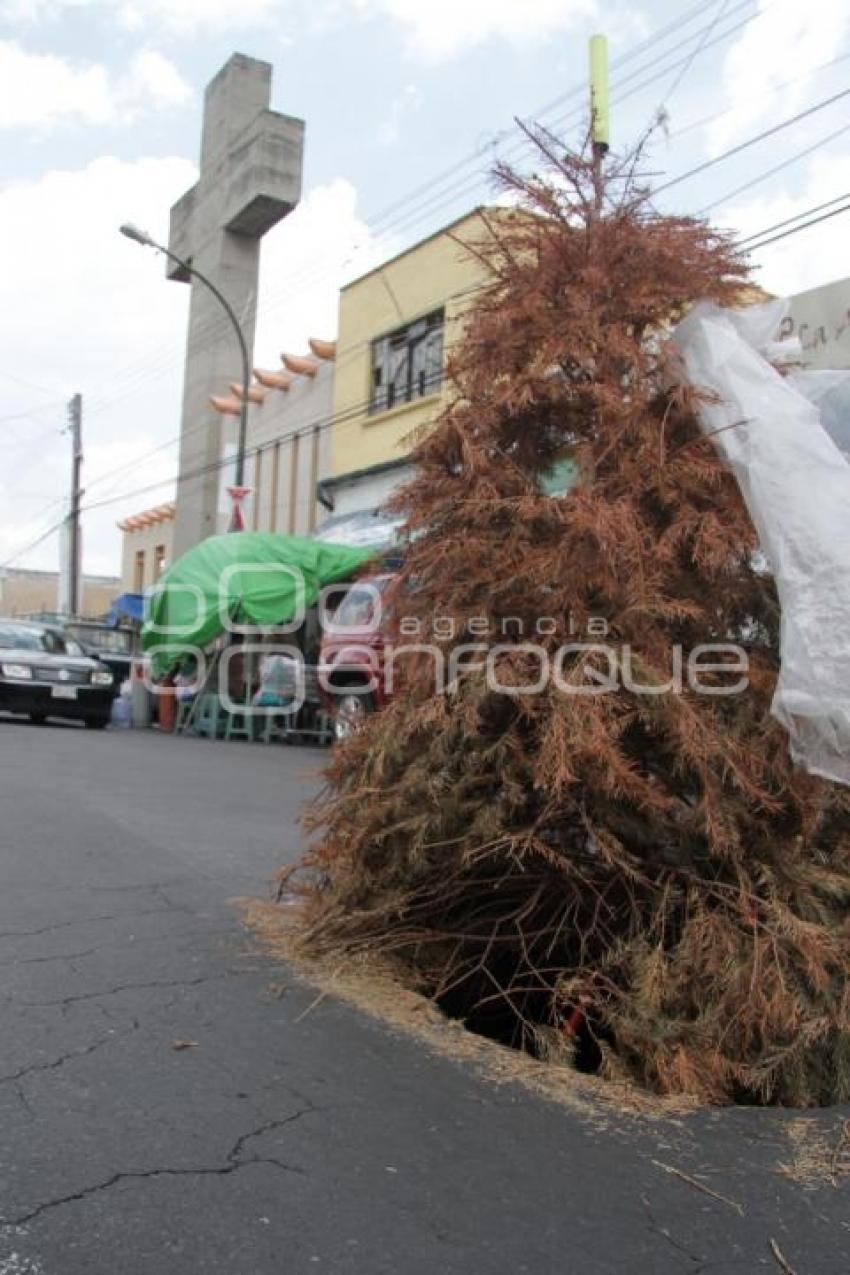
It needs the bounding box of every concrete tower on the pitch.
[168,53,304,556]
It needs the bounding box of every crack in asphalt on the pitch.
[0,947,103,968]
[11,1086,34,1125]
[88,881,193,895]
[640,1194,705,1266]
[16,972,234,1012]
[692,1263,765,1274]
[0,927,224,971]
[149,884,193,913]
[1,1107,319,1228]
[0,906,189,943]
[227,1105,321,1161]
[0,1026,136,1087]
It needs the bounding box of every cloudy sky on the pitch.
[1,0,848,577]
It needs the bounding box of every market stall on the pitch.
[142,531,372,741]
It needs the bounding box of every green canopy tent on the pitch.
[142,532,373,675]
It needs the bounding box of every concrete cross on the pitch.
[168,53,304,555]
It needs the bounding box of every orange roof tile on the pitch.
[254,368,294,391]
[209,394,243,417]
[117,501,176,533]
[229,382,266,405]
[308,338,336,361]
[281,353,319,378]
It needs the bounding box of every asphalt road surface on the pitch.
[0,719,848,1275]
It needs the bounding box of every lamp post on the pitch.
[119,222,251,532]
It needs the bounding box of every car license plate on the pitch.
[51,686,78,700]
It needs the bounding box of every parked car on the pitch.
[318,574,396,740]
[63,620,136,689]
[0,619,115,728]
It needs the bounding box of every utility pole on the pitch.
[67,393,83,616]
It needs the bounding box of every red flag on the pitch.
[226,486,251,533]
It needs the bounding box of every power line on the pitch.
[0,400,66,426]
[653,85,850,197]
[657,0,733,111]
[738,190,850,243]
[0,517,66,571]
[745,198,850,251]
[702,120,850,213]
[0,370,61,398]
[667,45,850,144]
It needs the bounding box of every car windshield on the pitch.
[0,624,47,651]
[331,581,390,628]
[68,626,132,654]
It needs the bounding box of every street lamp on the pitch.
[118,222,252,531]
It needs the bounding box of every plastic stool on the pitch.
[315,709,334,745]
[174,698,195,735]
[259,710,297,743]
[224,707,255,743]
[195,694,225,739]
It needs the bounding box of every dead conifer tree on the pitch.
[292,134,850,1106]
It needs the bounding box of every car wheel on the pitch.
[333,690,374,742]
[84,717,109,730]
[29,712,47,725]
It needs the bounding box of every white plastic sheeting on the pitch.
[673,299,850,786]
[789,370,850,457]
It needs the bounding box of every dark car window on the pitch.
[0,624,45,651]
[332,586,380,628]
[68,626,132,655]
[333,578,395,627]
[41,630,67,655]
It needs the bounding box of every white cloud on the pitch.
[707,0,850,154]
[256,179,395,360]
[0,0,89,18]
[0,0,281,33]
[0,41,114,128]
[4,0,604,49]
[128,50,193,108]
[116,0,279,33]
[350,0,597,61]
[0,41,191,131]
[377,83,423,147]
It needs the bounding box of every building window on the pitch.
[153,544,167,580]
[370,309,444,414]
[133,549,145,592]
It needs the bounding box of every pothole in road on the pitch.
[240,899,634,1119]
[435,966,603,1076]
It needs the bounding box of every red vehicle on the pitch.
[319,573,396,740]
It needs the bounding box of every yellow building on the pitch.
[0,568,120,619]
[322,206,505,522]
[117,503,175,594]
